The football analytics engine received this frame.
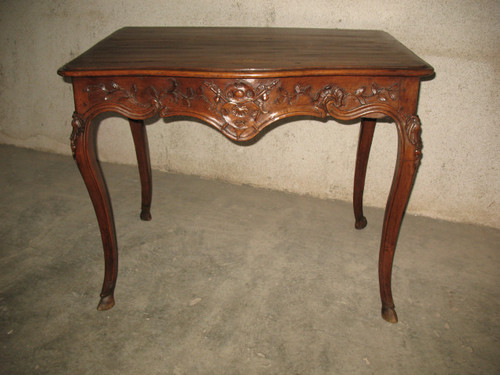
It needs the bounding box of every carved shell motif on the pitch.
[202,80,279,139]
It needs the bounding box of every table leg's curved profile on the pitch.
[71,102,159,310]
[378,114,422,323]
[349,113,422,323]
[71,112,118,311]
[129,118,153,221]
[353,118,376,230]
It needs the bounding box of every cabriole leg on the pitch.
[353,118,376,229]
[71,113,118,310]
[129,118,153,221]
[379,115,422,323]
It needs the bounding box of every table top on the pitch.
[58,27,433,78]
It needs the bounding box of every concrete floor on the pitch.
[0,145,499,374]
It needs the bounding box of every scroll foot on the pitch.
[97,294,115,311]
[355,216,367,230]
[140,207,152,221]
[381,306,398,323]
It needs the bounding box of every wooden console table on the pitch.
[58,27,433,323]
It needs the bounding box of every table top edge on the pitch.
[58,27,434,79]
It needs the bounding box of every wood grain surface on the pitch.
[58,27,433,78]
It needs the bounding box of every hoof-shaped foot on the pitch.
[381,306,398,323]
[140,209,152,221]
[355,216,367,230]
[97,295,115,311]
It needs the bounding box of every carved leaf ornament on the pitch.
[405,115,423,167]
[70,112,85,158]
[79,78,406,142]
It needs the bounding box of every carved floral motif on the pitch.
[276,82,399,110]
[355,82,400,104]
[85,82,143,104]
[84,79,195,116]
[82,78,401,140]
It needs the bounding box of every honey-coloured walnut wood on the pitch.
[58,27,433,323]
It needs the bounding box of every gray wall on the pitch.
[1,0,499,228]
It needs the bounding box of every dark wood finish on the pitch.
[70,113,117,310]
[58,27,433,78]
[58,27,433,323]
[129,119,152,221]
[354,118,376,229]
